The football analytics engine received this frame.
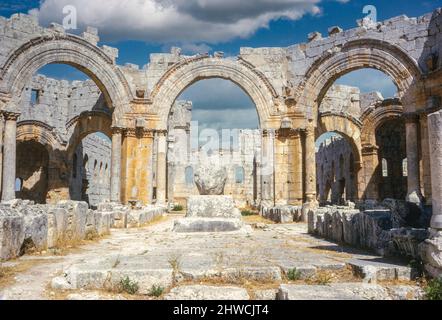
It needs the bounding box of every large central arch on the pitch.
[151,57,279,130]
[0,34,133,123]
[298,39,422,119]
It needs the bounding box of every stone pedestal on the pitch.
[173,196,249,233]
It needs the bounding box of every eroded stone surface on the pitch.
[164,285,250,300]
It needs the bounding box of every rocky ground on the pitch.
[0,214,425,300]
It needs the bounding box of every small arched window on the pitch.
[402,158,408,177]
[73,154,78,178]
[382,158,389,177]
[83,154,89,173]
[235,166,245,184]
[15,178,23,192]
[185,166,194,186]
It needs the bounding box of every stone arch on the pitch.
[66,111,112,157]
[317,113,363,200]
[317,113,362,163]
[0,35,132,123]
[298,39,422,119]
[151,57,279,130]
[17,120,65,152]
[361,103,404,146]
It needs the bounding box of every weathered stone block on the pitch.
[186,196,241,219]
[0,209,25,261]
[173,218,247,233]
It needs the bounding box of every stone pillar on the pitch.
[428,110,442,229]
[0,114,4,196]
[1,112,20,202]
[110,127,123,203]
[156,130,167,205]
[405,114,423,206]
[422,110,442,278]
[361,144,379,200]
[304,125,318,206]
[261,129,275,206]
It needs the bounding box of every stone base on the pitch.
[173,218,250,233]
[186,196,241,219]
[420,229,442,278]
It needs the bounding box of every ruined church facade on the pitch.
[0,9,441,234]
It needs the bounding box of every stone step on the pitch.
[277,283,423,300]
[164,285,250,300]
[348,259,416,281]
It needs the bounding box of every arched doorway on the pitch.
[165,78,260,208]
[376,118,407,200]
[16,140,49,203]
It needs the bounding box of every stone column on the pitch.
[156,130,167,205]
[361,144,379,200]
[304,125,318,206]
[423,109,442,278]
[110,127,123,203]
[261,129,275,206]
[1,112,20,202]
[405,114,423,206]
[428,110,442,229]
[0,113,4,196]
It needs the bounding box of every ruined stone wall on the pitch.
[19,75,107,139]
[316,136,357,205]
[16,74,112,206]
[70,134,111,208]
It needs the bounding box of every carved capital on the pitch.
[111,126,124,135]
[2,111,21,121]
[124,128,155,138]
[276,128,301,138]
[155,129,168,138]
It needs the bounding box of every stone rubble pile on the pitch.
[261,205,303,223]
[0,200,167,261]
[307,203,429,258]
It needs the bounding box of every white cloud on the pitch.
[31,0,327,44]
[335,69,398,98]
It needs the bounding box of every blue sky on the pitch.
[1,0,441,131]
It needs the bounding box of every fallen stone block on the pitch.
[277,283,390,300]
[164,285,250,300]
[173,218,247,233]
[0,209,25,261]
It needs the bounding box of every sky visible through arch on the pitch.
[2,0,440,131]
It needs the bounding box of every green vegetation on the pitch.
[241,210,257,217]
[118,276,139,295]
[172,205,184,212]
[425,278,442,300]
[148,285,165,298]
[287,268,302,281]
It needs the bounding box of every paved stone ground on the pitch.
[0,215,424,300]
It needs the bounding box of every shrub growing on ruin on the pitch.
[425,278,442,300]
[241,210,257,216]
[148,285,165,298]
[287,268,302,281]
[118,276,139,295]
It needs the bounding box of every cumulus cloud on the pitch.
[30,0,327,44]
[335,69,398,98]
[178,79,259,130]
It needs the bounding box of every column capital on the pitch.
[124,128,155,138]
[2,111,20,121]
[262,128,276,137]
[275,128,302,138]
[111,126,125,135]
[155,129,168,137]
